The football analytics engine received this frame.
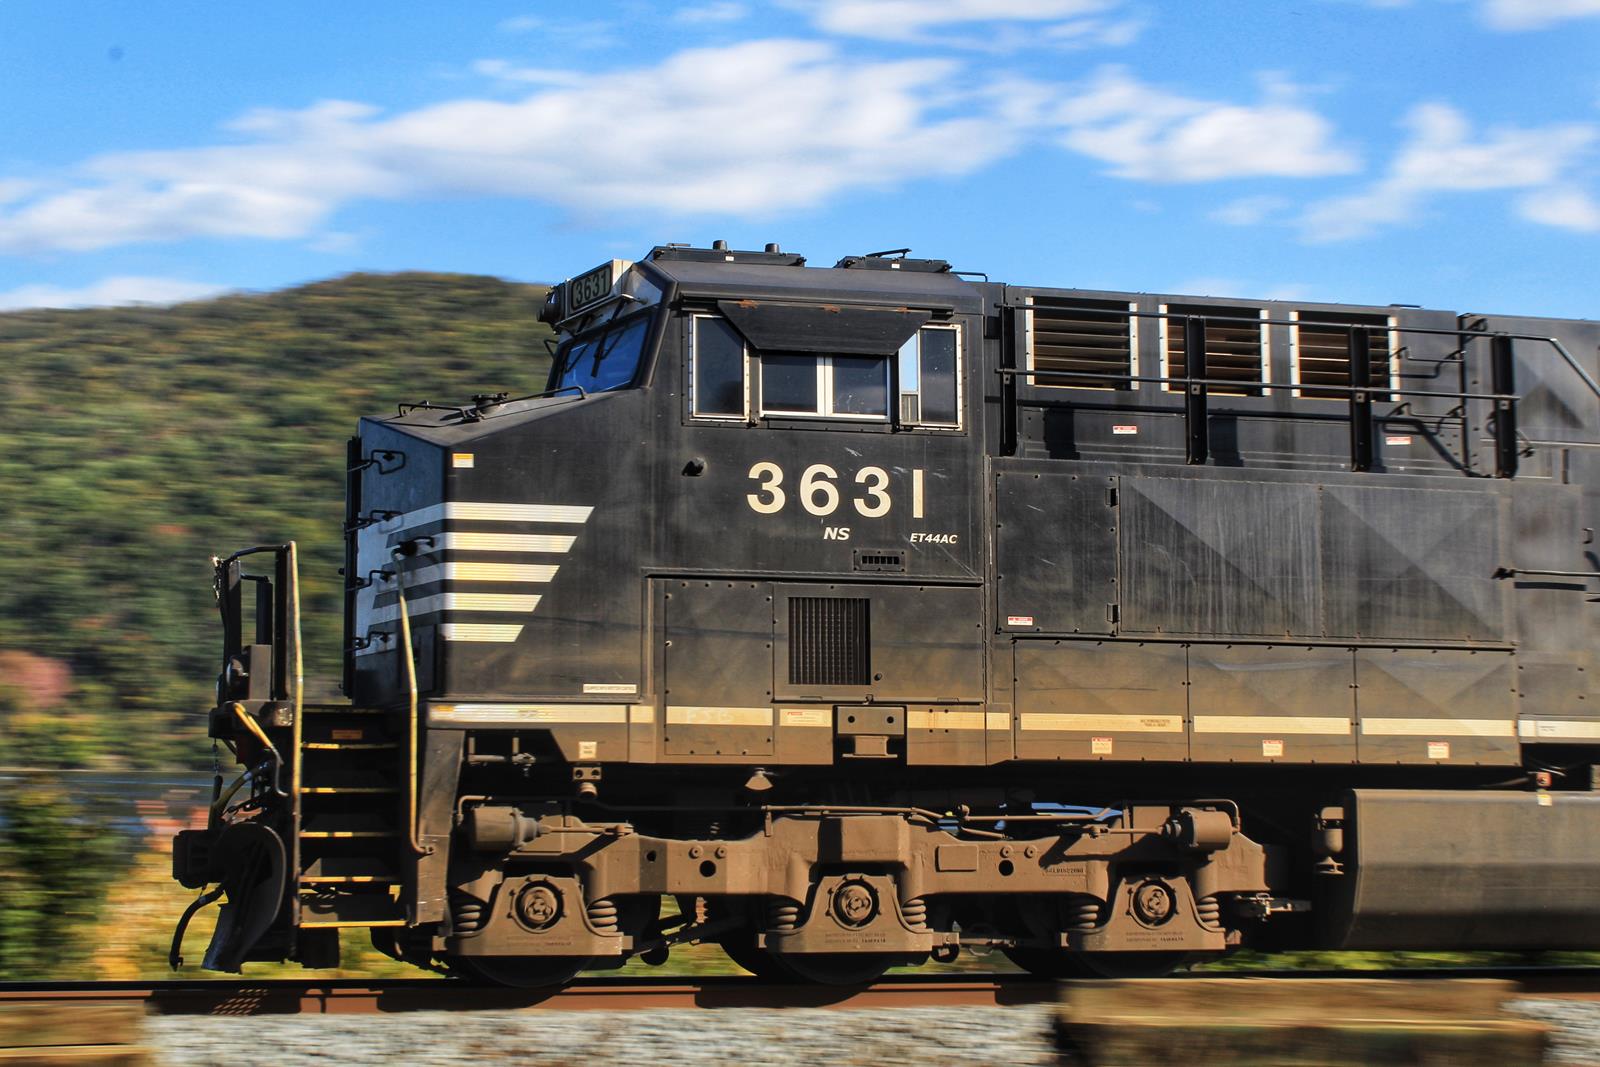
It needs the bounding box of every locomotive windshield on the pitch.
[549,311,654,394]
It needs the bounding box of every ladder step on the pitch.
[300,892,404,927]
[301,856,398,879]
[302,813,397,837]
[303,742,399,751]
[303,704,390,715]
[301,786,398,795]
[300,857,398,889]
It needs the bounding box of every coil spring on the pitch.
[767,899,801,932]
[1069,896,1103,930]
[1196,895,1221,928]
[900,897,928,930]
[587,897,620,934]
[451,894,487,934]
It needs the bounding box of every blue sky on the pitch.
[1,1,1597,316]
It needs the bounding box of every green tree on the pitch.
[0,775,129,979]
[0,272,554,772]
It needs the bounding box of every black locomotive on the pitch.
[173,242,1600,985]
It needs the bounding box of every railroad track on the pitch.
[5,967,1600,1014]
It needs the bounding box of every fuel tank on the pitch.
[1323,788,1600,949]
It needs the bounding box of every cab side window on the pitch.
[897,325,961,427]
[686,312,959,429]
[690,315,747,418]
[760,354,889,419]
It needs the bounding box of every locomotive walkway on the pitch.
[5,967,1600,1014]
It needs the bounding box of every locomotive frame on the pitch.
[173,242,1600,985]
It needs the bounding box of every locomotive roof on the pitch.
[639,254,987,314]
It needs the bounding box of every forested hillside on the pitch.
[0,273,554,770]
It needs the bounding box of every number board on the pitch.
[564,260,620,319]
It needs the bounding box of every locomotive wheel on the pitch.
[717,936,796,981]
[449,953,593,989]
[768,952,901,986]
[1002,947,1190,979]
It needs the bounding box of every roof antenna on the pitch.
[865,248,910,259]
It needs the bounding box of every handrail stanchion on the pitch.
[1001,305,1021,457]
[1492,335,1518,479]
[1349,327,1373,473]
[1184,316,1209,465]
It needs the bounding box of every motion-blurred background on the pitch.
[2,0,1597,981]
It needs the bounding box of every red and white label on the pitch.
[1091,736,1114,755]
[1112,424,1138,435]
[1006,615,1035,627]
[1427,740,1450,760]
[1385,435,1413,446]
[1261,739,1284,757]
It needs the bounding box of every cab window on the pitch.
[759,354,889,419]
[550,313,653,394]
[690,315,747,418]
[897,325,961,426]
[684,312,960,429]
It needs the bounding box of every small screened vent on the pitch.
[1295,311,1395,400]
[854,549,905,573]
[1028,297,1135,389]
[1165,303,1266,396]
[899,393,921,424]
[788,597,871,686]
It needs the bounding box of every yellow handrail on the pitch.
[392,555,428,857]
[288,542,303,804]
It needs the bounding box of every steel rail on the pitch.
[4,968,1600,1014]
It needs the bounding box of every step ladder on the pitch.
[295,703,408,930]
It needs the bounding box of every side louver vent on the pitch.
[789,597,871,686]
[1166,303,1266,396]
[1028,297,1135,389]
[1295,311,1394,400]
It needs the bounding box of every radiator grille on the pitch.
[1166,303,1265,396]
[1028,297,1134,389]
[788,597,871,686]
[1295,311,1394,400]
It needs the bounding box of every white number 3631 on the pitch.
[746,461,923,519]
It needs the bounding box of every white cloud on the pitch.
[1301,103,1596,240]
[0,179,38,205]
[1356,0,1600,27]
[675,2,749,23]
[1052,67,1360,181]
[0,276,228,311]
[1517,185,1600,231]
[0,41,1019,254]
[786,0,1141,49]
[1479,0,1600,27]
[470,59,588,88]
[493,15,618,49]
[1211,195,1291,226]
[307,229,364,253]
